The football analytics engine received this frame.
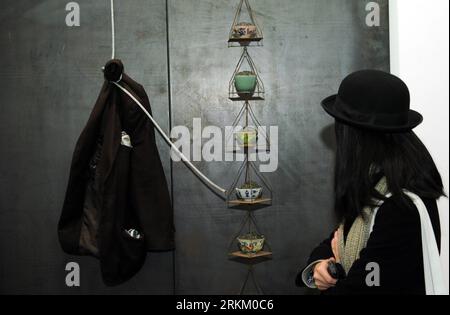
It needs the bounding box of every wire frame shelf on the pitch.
[228,0,263,47]
[226,156,273,209]
[227,207,273,260]
[225,101,271,154]
[229,47,265,101]
[226,0,271,296]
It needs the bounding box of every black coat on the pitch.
[58,61,174,286]
[296,195,441,295]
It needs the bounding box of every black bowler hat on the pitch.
[321,70,423,133]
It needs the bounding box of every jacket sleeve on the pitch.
[296,232,335,287]
[325,197,428,295]
[308,233,335,264]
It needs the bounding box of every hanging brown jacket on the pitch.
[58,60,174,286]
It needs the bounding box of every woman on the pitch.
[296,70,446,295]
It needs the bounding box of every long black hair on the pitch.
[334,122,445,223]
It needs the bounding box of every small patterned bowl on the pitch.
[233,22,257,39]
[236,187,263,201]
[237,234,265,254]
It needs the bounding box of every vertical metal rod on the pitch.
[165,0,176,296]
[239,266,251,295]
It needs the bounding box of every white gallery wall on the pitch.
[390,0,449,288]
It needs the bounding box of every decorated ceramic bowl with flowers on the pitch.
[237,233,265,254]
[233,22,257,39]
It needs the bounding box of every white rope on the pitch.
[112,82,227,195]
[108,1,226,194]
[110,0,115,59]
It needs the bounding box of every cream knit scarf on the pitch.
[337,177,388,273]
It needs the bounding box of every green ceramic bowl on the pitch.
[234,73,257,94]
[236,127,258,147]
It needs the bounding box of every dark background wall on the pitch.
[0,0,389,294]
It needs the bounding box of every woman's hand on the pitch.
[313,258,337,291]
[331,230,341,263]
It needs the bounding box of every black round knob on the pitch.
[103,59,124,82]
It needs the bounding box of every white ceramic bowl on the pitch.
[236,187,263,201]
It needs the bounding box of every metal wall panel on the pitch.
[0,0,173,294]
[169,0,389,295]
[0,0,389,294]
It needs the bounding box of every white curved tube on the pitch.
[112,82,227,195]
